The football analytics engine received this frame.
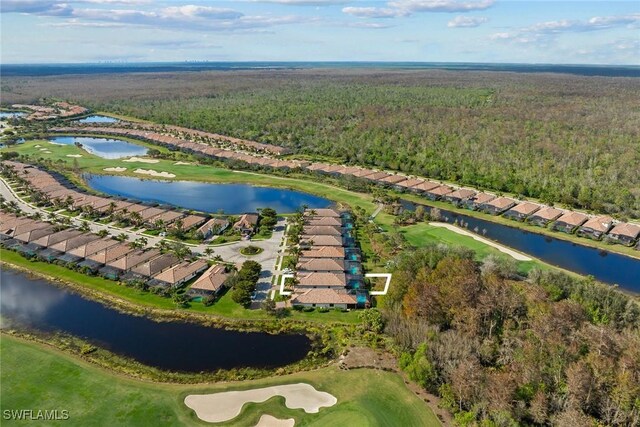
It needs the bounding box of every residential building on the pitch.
[554,212,589,233]
[296,272,347,288]
[503,202,541,221]
[577,216,614,240]
[233,213,259,236]
[528,206,564,227]
[150,259,208,288]
[297,258,345,272]
[290,289,357,310]
[607,223,640,246]
[187,264,229,297]
[480,197,517,215]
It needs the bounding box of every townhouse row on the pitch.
[0,211,229,296]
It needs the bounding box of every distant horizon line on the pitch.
[2,61,639,68]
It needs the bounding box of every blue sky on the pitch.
[1,1,638,64]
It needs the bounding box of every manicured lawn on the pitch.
[1,336,441,427]
[0,249,361,324]
[402,223,542,275]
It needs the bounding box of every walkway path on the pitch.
[428,222,532,261]
[370,203,384,219]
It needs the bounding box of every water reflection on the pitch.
[0,269,311,371]
[86,174,332,214]
[48,136,147,159]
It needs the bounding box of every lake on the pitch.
[85,174,333,214]
[0,111,26,119]
[76,115,120,124]
[0,269,311,372]
[402,200,640,293]
[48,136,147,159]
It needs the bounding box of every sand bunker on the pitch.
[173,161,192,165]
[39,148,48,151]
[34,145,41,148]
[103,167,127,172]
[123,157,159,164]
[255,415,295,427]
[184,383,337,423]
[42,150,52,154]
[66,154,83,158]
[134,168,176,178]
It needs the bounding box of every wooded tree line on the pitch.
[383,245,640,426]
[3,69,639,217]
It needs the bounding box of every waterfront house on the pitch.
[148,210,185,227]
[100,249,162,280]
[411,181,450,200]
[13,225,56,244]
[334,166,362,177]
[300,246,346,259]
[395,178,425,192]
[178,214,207,231]
[481,197,517,215]
[424,185,453,200]
[299,235,343,247]
[577,215,614,240]
[296,272,347,288]
[351,169,377,179]
[302,225,342,236]
[197,218,230,239]
[138,207,167,222]
[443,189,476,206]
[233,213,259,236]
[503,202,541,221]
[50,233,101,255]
[187,264,229,297]
[379,174,408,188]
[306,208,341,218]
[123,253,181,281]
[150,259,208,288]
[82,242,134,272]
[528,206,564,227]
[464,192,495,210]
[65,237,120,263]
[0,217,38,239]
[32,229,83,250]
[290,288,357,309]
[305,216,342,227]
[607,223,640,246]
[297,258,345,272]
[553,212,589,233]
[365,171,392,182]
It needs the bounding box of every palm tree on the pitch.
[79,221,90,233]
[115,233,129,242]
[97,229,109,238]
[130,211,143,227]
[204,247,214,258]
[106,201,117,216]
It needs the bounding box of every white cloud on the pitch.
[447,15,487,27]
[492,13,640,44]
[342,7,407,18]
[347,21,394,28]
[250,0,349,4]
[2,2,312,32]
[388,0,494,13]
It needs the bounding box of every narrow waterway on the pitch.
[401,200,640,292]
[0,269,311,372]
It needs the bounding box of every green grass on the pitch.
[1,336,440,426]
[402,223,540,275]
[0,249,361,324]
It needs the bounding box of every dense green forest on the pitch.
[3,69,639,217]
[383,246,640,426]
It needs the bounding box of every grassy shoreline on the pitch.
[0,249,360,324]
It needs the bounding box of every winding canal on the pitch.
[402,200,640,292]
[0,269,311,372]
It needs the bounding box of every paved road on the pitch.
[1,177,286,303]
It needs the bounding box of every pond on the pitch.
[76,115,120,124]
[0,269,311,372]
[402,200,640,293]
[85,174,333,214]
[48,136,147,159]
[0,111,26,119]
